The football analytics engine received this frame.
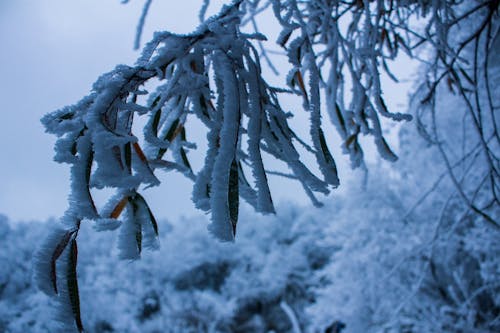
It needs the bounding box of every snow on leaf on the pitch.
[375,137,398,162]
[318,128,339,187]
[50,231,73,295]
[110,195,129,219]
[135,192,159,237]
[208,52,240,242]
[34,224,73,296]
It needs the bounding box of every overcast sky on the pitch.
[0,0,416,223]
[0,0,206,222]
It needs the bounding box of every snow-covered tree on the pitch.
[34,0,499,331]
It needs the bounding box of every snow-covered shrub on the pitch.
[3,207,335,332]
[0,218,55,333]
[3,167,499,333]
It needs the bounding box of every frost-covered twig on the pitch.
[279,300,302,333]
[37,0,500,330]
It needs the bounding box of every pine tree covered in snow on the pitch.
[33,0,499,331]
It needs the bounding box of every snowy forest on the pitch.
[0,0,499,332]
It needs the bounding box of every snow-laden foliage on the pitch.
[36,0,499,331]
[41,1,343,245]
[411,0,500,231]
[3,162,499,332]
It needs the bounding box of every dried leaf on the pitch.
[180,148,192,172]
[85,148,98,215]
[295,71,309,103]
[135,193,159,236]
[334,104,347,133]
[157,119,180,159]
[50,231,73,294]
[277,28,294,47]
[150,95,161,109]
[110,196,129,219]
[128,196,143,255]
[67,239,84,332]
[190,60,198,72]
[125,142,132,174]
[171,124,184,142]
[132,142,147,163]
[133,142,159,183]
[151,109,162,137]
[112,146,124,170]
[318,128,339,185]
[345,134,357,148]
[380,28,387,43]
[237,161,250,187]
[376,137,398,162]
[207,99,216,111]
[228,158,239,236]
[199,96,210,118]
[165,119,180,142]
[136,229,142,254]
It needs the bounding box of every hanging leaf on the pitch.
[199,96,210,118]
[180,148,192,172]
[69,128,87,158]
[156,148,167,160]
[237,161,250,187]
[50,231,73,294]
[375,137,398,162]
[318,128,339,186]
[151,109,162,137]
[128,196,143,255]
[206,98,216,112]
[178,127,193,172]
[112,146,124,170]
[133,142,159,183]
[228,158,239,236]
[156,118,180,159]
[277,26,294,47]
[150,95,162,110]
[71,142,78,156]
[136,228,142,254]
[189,60,198,72]
[135,193,159,236]
[334,104,347,134]
[67,239,84,333]
[85,147,98,216]
[110,195,129,219]
[132,142,147,163]
[345,134,357,148]
[380,28,387,43]
[124,142,132,174]
[295,71,309,104]
[171,124,184,142]
[180,127,187,141]
[165,119,180,142]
